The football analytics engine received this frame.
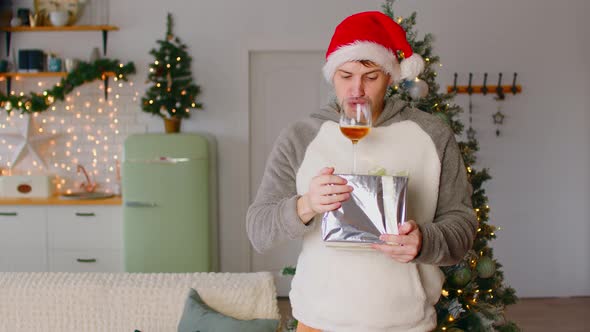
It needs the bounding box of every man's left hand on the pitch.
[371,220,422,263]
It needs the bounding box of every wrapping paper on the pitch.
[321,174,408,247]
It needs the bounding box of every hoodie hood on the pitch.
[311,96,408,127]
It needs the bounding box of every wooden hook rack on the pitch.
[447,72,522,98]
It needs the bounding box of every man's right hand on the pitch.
[297,167,353,224]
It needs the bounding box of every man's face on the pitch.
[333,61,391,118]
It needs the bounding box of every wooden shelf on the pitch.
[0,72,66,78]
[2,25,119,57]
[0,71,116,78]
[0,72,117,99]
[0,25,118,32]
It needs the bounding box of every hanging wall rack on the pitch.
[447,72,522,98]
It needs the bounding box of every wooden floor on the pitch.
[278,297,590,331]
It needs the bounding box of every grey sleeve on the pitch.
[414,130,478,266]
[246,125,316,254]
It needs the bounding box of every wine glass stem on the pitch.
[352,141,357,174]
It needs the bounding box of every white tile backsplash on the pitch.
[0,80,146,195]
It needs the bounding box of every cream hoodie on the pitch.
[247,97,477,332]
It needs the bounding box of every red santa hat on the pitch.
[322,11,424,84]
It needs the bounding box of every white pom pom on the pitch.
[400,53,425,80]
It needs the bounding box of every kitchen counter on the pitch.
[0,195,122,206]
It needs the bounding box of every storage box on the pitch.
[0,175,54,198]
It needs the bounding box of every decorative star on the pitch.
[492,111,505,125]
[0,114,61,170]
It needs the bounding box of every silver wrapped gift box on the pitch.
[321,174,408,247]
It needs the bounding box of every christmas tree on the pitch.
[381,1,519,330]
[283,1,520,331]
[141,13,203,120]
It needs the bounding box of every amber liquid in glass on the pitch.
[340,126,370,143]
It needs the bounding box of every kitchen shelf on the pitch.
[0,71,116,78]
[0,25,118,32]
[0,72,117,98]
[1,25,119,56]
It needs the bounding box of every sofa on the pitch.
[0,271,281,331]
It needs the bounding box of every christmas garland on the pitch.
[0,59,136,114]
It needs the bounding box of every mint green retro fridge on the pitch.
[122,133,217,272]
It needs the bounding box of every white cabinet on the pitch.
[0,204,122,272]
[47,206,123,272]
[0,207,47,272]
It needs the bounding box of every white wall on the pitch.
[5,0,588,297]
[411,0,590,297]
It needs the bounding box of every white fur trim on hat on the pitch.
[322,41,401,84]
[399,53,425,81]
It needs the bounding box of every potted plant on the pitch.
[141,13,203,133]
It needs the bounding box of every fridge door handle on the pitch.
[125,201,158,208]
[125,157,198,164]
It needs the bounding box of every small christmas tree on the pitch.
[141,13,203,125]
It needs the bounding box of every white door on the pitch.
[249,50,331,296]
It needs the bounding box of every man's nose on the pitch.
[350,77,365,97]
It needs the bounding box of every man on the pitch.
[247,11,477,332]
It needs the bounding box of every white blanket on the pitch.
[0,272,280,332]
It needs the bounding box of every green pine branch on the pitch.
[0,59,136,114]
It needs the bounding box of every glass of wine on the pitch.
[339,97,372,174]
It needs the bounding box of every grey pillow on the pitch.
[177,288,279,332]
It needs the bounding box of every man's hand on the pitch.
[371,220,422,263]
[297,167,353,224]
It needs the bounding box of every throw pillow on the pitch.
[177,288,279,332]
